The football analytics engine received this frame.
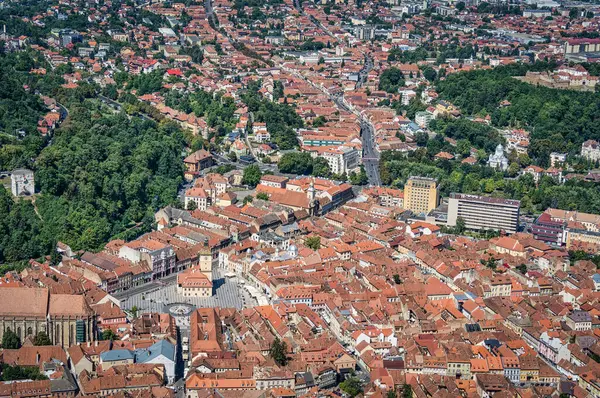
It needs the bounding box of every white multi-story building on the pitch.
[320,146,360,175]
[415,111,434,128]
[539,332,570,365]
[566,311,592,331]
[184,173,229,210]
[550,152,567,167]
[447,193,520,234]
[581,140,600,162]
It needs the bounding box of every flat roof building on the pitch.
[447,193,521,234]
[403,176,439,215]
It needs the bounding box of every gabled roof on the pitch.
[100,349,134,362]
[136,339,176,363]
[0,287,48,318]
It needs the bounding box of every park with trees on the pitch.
[436,62,600,166]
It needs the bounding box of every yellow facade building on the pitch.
[403,176,439,215]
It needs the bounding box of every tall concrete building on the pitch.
[404,176,439,215]
[447,193,521,234]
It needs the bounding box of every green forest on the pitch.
[429,118,504,153]
[35,107,185,251]
[0,186,51,266]
[164,89,237,136]
[0,52,48,171]
[242,81,304,149]
[436,63,600,166]
[277,152,331,177]
[379,67,405,94]
[1,105,186,265]
[0,47,187,267]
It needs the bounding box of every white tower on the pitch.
[307,180,316,203]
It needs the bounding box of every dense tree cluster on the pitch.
[392,96,428,120]
[1,329,21,349]
[181,46,204,64]
[242,165,262,187]
[435,42,476,64]
[378,67,405,93]
[387,47,429,63]
[569,250,600,268]
[429,118,504,153]
[277,152,331,177]
[269,337,289,366]
[242,82,304,150]
[34,106,185,251]
[0,53,48,170]
[33,331,52,346]
[476,2,523,15]
[0,186,52,266]
[339,376,363,397]
[164,90,237,137]
[305,236,321,250]
[436,63,600,166]
[102,329,118,341]
[349,165,368,185]
[0,364,48,381]
[300,39,326,51]
[234,0,282,10]
[125,70,165,96]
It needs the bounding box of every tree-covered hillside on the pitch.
[0,46,189,268]
[35,105,185,251]
[436,63,600,166]
[0,52,47,170]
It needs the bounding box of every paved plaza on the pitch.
[118,267,258,313]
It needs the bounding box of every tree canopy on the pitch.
[102,329,118,341]
[429,118,504,153]
[2,329,21,349]
[277,152,331,177]
[164,89,237,136]
[242,81,303,150]
[339,376,363,397]
[0,364,48,381]
[349,166,368,185]
[34,108,185,252]
[242,165,262,187]
[305,236,321,250]
[33,331,52,346]
[379,67,405,93]
[0,186,52,265]
[0,52,48,170]
[269,337,289,366]
[436,63,600,166]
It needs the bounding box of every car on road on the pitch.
[239,155,256,163]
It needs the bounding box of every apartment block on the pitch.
[403,176,439,215]
[447,193,520,234]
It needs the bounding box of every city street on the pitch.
[356,55,381,187]
[118,267,258,313]
[360,120,381,187]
